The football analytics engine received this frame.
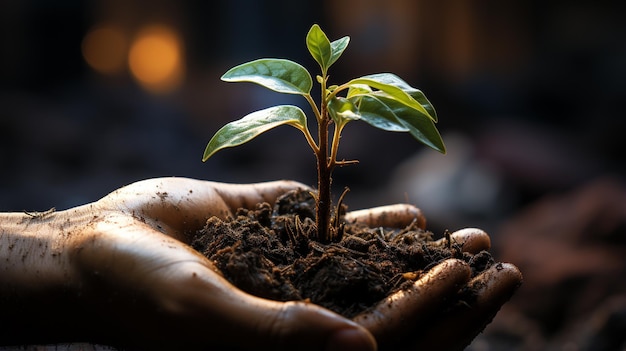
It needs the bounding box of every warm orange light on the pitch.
[128,25,184,94]
[82,25,127,75]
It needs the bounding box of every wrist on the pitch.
[0,206,93,293]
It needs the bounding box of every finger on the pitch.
[344,204,426,229]
[353,259,471,348]
[241,300,378,351]
[100,177,309,241]
[138,264,378,351]
[409,263,523,351]
[141,265,378,351]
[433,227,491,254]
[212,179,312,213]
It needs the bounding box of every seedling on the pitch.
[203,24,445,243]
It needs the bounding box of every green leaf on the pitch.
[306,24,332,73]
[360,73,415,90]
[328,97,360,125]
[306,24,350,73]
[360,73,437,121]
[354,95,409,132]
[221,59,312,95]
[346,84,372,98]
[407,90,437,122]
[328,36,350,67]
[368,95,445,153]
[203,105,308,161]
[349,74,436,122]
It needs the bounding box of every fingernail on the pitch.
[326,327,377,351]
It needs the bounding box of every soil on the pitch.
[191,189,494,319]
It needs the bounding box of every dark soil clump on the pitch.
[192,189,494,318]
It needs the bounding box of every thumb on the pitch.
[162,263,377,351]
[256,300,378,351]
[131,257,376,351]
[211,179,311,212]
[101,177,310,241]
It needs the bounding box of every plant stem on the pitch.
[315,100,333,243]
[315,74,334,243]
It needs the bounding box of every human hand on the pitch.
[0,177,521,351]
[346,207,522,350]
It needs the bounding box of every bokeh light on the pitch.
[82,25,127,75]
[128,25,184,94]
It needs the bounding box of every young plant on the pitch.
[203,24,445,243]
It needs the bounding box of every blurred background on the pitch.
[1,0,625,350]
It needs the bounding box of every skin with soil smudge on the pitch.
[192,189,494,318]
